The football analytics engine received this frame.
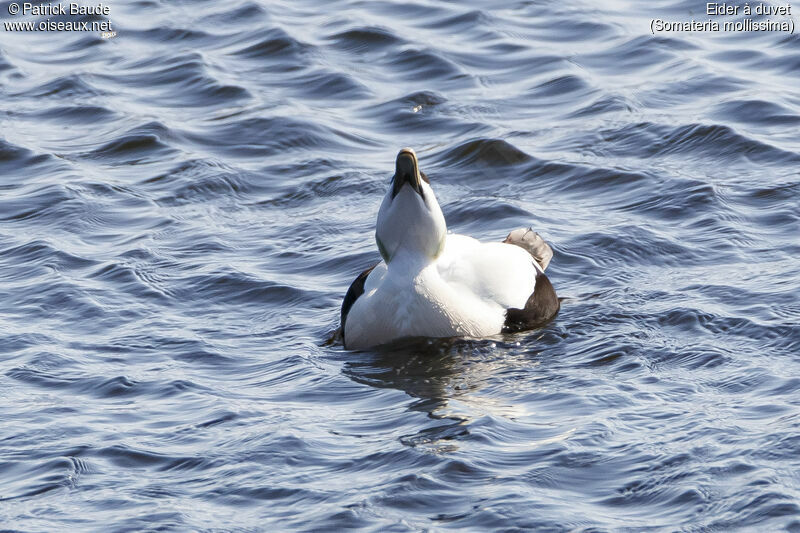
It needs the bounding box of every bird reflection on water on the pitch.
[342,336,558,453]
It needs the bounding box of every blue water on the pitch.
[2,0,799,530]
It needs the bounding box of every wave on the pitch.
[1,0,799,530]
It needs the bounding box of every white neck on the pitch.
[375,181,447,265]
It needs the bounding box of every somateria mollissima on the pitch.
[341,148,559,350]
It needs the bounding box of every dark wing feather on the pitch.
[502,270,559,332]
[340,264,378,344]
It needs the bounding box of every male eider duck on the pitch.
[341,148,559,350]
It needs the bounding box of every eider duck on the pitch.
[341,148,558,350]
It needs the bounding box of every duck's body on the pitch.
[341,149,558,350]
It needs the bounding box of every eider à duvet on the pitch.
[341,148,559,350]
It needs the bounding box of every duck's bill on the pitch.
[392,149,422,198]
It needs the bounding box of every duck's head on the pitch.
[375,148,446,265]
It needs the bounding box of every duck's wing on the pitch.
[438,235,537,310]
[503,228,553,271]
[339,261,386,346]
[340,263,380,340]
[501,228,559,331]
[438,234,559,330]
[502,269,559,332]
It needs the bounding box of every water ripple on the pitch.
[1,0,799,530]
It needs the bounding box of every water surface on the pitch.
[1,0,799,530]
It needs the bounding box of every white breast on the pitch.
[343,234,538,350]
